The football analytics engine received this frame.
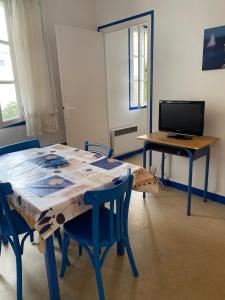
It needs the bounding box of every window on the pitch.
[0,0,22,127]
[129,25,148,110]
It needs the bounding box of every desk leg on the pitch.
[161,153,165,181]
[187,153,193,216]
[204,148,210,202]
[143,142,147,198]
[45,236,60,300]
[149,149,152,170]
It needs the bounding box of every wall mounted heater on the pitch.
[110,125,139,156]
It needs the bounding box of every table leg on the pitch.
[45,236,60,300]
[161,153,165,181]
[143,142,147,199]
[203,148,210,202]
[187,152,193,216]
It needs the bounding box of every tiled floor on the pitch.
[1,155,225,299]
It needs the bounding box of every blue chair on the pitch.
[0,139,40,246]
[0,182,34,300]
[0,139,40,156]
[84,141,113,158]
[0,139,63,299]
[60,169,139,300]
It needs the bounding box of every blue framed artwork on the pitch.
[202,25,225,70]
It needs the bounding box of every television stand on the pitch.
[167,132,193,140]
[137,131,220,216]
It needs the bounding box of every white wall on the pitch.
[96,0,225,196]
[0,0,97,147]
[105,28,147,155]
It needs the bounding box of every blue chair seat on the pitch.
[0,209,32,237]
[64,207,117,247]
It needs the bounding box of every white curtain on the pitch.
[8,0,58,136]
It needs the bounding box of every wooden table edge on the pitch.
[137,133,220,150]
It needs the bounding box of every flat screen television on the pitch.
[159,100,205,139]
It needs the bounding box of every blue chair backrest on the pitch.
[0,183,21,250]
[83,169,133,249]
[0,139,40,250]
[84,141,113,158]
[0,139,40,156]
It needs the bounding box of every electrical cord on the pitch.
[158,154,172,191]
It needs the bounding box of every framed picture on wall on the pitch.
[202,25,225,70]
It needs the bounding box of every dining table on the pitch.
[0,143,158,299]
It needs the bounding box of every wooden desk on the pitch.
[137,131,220,215]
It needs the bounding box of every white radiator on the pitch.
[110,125,139,156]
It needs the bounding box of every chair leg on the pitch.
[30,231,34,243]
[125,238,139,277]
[79,244,82,256]
[79,244,100,256]
[55,229,71,264]
[93,255,105,300]
[54,228,63,251]
[16,254,23,300]
[3,237,8,245]
[60,235,69,278]
[117,240,125,256]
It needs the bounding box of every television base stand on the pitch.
[167,133,193,140]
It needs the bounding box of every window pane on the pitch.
[0,84,19,122]
[133,56,138,80]
[0,44,14,81]
[145,29,148,62]
[130,24,148,108]
[144,80,148,104]
[132,28,138,56]
[144,64,148,104]
[133,80,138,105]
[130,80,138,108]
[140,55,145,81]
[140,80,144,105]
[139,27,145,58]
[0,3,8,42]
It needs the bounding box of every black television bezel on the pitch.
[158,100,205,136]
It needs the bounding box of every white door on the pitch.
[56,25,109,148]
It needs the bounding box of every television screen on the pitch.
[159,101,205,136]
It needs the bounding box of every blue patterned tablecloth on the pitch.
[0,144,157,241]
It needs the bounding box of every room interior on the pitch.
[0,0,225,299]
